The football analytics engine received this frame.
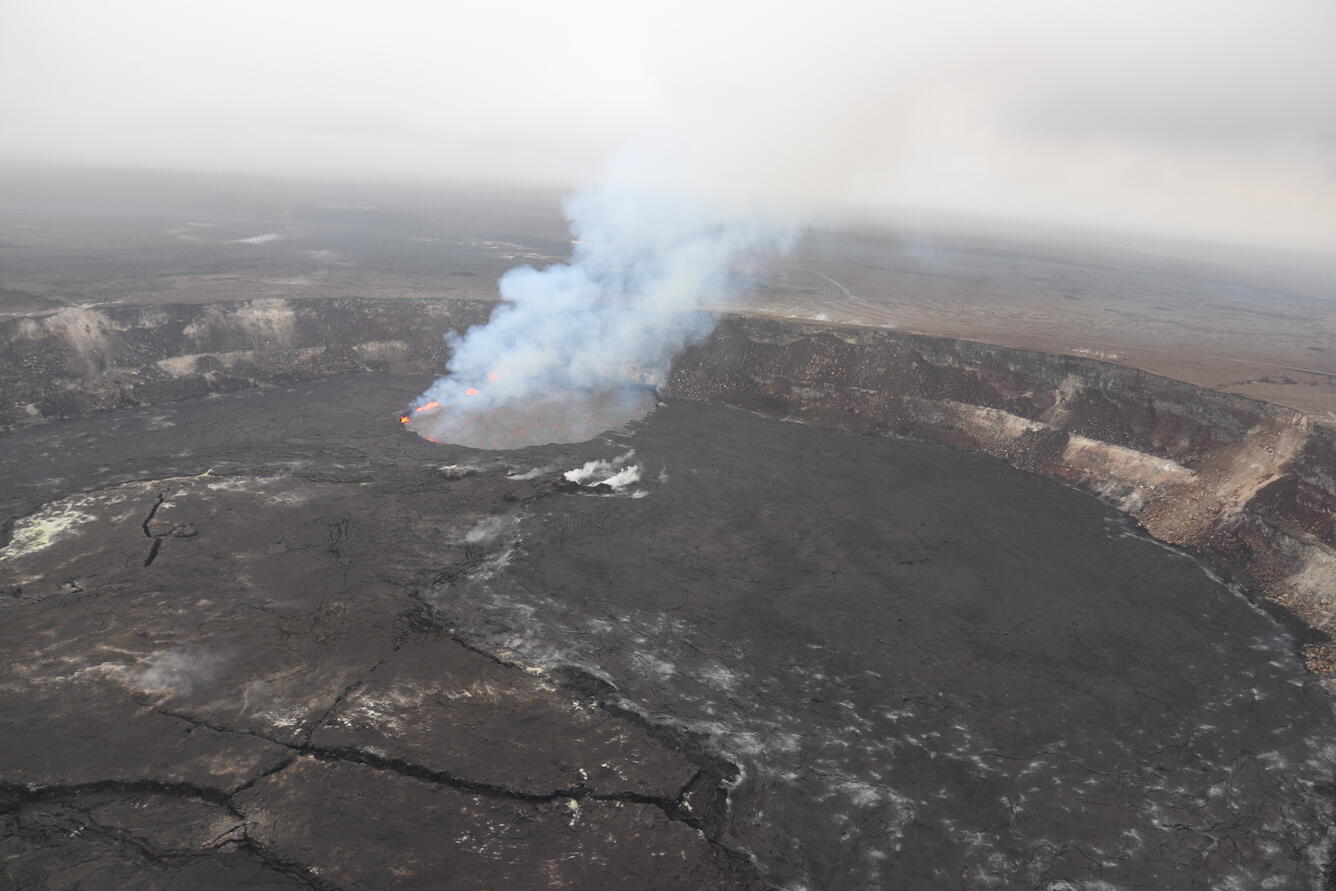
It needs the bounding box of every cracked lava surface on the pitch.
[3,373,1336,889]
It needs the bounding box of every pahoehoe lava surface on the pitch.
[2,373,1335,889]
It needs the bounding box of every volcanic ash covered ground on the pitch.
[3,373,1336,890]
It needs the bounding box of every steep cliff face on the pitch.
[0,298,493,428]
[669,317,1336,679]
[4,298,1334,681]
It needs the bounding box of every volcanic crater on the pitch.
[4,296,1336,889]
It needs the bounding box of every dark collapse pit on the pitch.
[3,372,1336,890]
[405,384,658,450]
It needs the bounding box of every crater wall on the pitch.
[0,298,492,427]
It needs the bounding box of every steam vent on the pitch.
[4,194,1336,891]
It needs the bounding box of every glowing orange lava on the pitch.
[414,401,441,414]
[487,372,501,381]
[465,388,480,396]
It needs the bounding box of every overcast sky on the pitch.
[2,0,1333,248]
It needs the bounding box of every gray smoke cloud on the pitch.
[411,153,798,434]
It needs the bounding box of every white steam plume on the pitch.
[129,648,224,698]
[564,450,641,489]
[411,153,798,429]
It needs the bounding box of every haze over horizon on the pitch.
[2,0,1333,250]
